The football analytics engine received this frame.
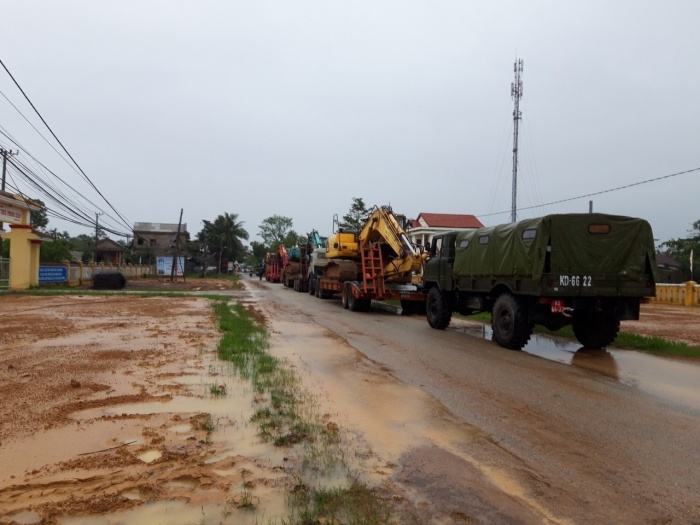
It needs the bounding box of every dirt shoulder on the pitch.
[621,302,700,347]
[0,292,289,525]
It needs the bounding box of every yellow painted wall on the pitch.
[652,281,699,306]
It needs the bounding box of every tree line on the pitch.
[1,197,371,271]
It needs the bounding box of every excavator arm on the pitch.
[308,229,325,249]
[358,206,422,282]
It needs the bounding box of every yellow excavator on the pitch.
[316,205,426,313]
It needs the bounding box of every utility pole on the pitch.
[93,212,103,263]
[1,148,18,192]
[0,148,19,236]
[511,58,523,223]
[170,208,184,282]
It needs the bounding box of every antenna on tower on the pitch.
[511,58,523,223]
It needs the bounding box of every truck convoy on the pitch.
[422,213,658,350]
[314,205,426,312]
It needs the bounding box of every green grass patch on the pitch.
[288,481,390,525]
[212,299,392,524]
[209,383,227,396]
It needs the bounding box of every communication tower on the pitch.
[511,58,523,223]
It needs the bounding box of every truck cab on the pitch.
[424,233,457,293]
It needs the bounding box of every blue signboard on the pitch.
[39,265,67,283]
[156,256,185,276]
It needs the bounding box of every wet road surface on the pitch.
[248,278,700,524]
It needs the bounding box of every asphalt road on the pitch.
[247,278,700,524]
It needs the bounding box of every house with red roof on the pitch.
[407,212,483,248]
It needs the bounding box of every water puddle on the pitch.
[60,500,253,525]
[169,423,192,433]
[138,450,162,463]
[120,490,143,501]
[453,323,700,412]
[4,510,42,525]
[165,480,198,490]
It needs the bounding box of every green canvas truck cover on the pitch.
[453,213,658,282]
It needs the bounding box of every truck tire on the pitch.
[572,311,620,348]
[491,293,532,350]
[341,284,350,309]
[347,291,357,311]
[308,278,316,296]
[426,288,451,329]
[315,283,322,298]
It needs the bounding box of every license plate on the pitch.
[551,300,566,313]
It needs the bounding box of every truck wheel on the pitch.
[572,311,620,348]
[308,279,315,296]
[426,288,451,329]
[491,293,532,350]
[341,285,350,309]
[347,290,358,311]
[315,283,322,298]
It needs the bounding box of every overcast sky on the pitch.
[1,1,698,248]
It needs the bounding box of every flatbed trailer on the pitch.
[316,241,426,313]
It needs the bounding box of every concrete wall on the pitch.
[50,261,155,287]
[652,281,699,306]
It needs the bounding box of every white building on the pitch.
[407,212,483,248]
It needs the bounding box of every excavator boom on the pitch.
[358,206,422,282]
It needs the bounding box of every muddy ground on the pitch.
[0,281,698,524]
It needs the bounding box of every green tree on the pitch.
[215,212,249,263]
[341,197,369,231]
[70,233,97,263]
[659,220,700,278]
[40,238,72,262]
[258,215,295,251]
[248,240,267,266]
[198,213,249,269]
[29,199,49,231]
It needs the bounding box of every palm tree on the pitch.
[199,213,249,271]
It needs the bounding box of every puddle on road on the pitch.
[137,449,162,463]
[60,500,264,525]
[452,323,700,412]
[4,510,41,525]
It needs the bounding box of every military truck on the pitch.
[423,213,658,350]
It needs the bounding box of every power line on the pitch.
[478,166,700,219]
[0,58,133,232]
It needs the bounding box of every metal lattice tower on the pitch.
[511,58,523,223]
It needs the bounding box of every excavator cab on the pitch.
[326,214,360,259]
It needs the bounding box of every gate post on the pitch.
[685,281,698,306]
[0,193,44,290]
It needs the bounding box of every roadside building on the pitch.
[656,253,686,283]
[407,212,483,248]
[95,238,126,264]
[132,222,189,265]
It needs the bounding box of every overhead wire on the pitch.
[477,166,700,220]
[0,130,128,235]
[0,58,133,233]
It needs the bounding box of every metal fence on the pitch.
[0,257,9,289]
